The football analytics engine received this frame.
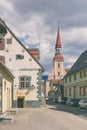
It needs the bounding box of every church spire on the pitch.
[53,24,64,61]
[55,26,62,49]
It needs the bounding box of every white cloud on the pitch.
[1,0,87,74]
[0,0,13,12]
[62,27,87,44]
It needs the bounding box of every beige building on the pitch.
[64,49,87,99]
[0,61,14,114]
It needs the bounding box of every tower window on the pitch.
[58,72,60,76]
[58,63,60,68]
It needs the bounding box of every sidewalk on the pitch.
[0,108,18,123]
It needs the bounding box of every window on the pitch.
[69,77,71,82]
[7,38,12,44]
[79,87,84,96]
[65,78,67,83]
[58,72,60,76]
[65,89,67,96]
[74,74,77,80]
[0,39,5,50]
[80,71,82,78]
[58,63,60,68]
[69,88,71,96]
[79,87,81,96]
[19,76,31,89]
[83,69,86,77]
[16,54,24,60]
[83,87,86,95]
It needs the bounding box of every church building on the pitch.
[46,26,69,101]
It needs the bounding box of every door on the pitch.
[17,97,24,108]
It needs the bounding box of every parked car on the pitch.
[79,99,87,109]
[58,97,68,105]
[66,98,80,107]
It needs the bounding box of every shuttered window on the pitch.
[0,56,5,63]
[0,39,5,50]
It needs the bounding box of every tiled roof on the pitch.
[65,68,70,73]
[64,49,87,78]
[51,79,64,85]
[28,48,39,55]
[53,54,64,61]
[0,60,14,79]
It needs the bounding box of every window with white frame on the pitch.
[19,76,31,89]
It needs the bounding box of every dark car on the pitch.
[58,97,68,105]
[66,98,80,107]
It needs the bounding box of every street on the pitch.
[0,104,87,130]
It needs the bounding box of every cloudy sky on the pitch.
[1,0,87,74]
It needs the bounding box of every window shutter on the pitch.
[0,39,5,50]
[0,56,5,63]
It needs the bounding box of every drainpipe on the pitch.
[12,80,14,108]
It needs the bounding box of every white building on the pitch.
[0,60,14,114]
[0,19,44,108]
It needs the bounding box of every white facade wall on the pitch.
[2,78,12,113]
[0,29,43,107]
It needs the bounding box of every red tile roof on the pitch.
[53,54,64,61]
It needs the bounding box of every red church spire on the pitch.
[55,26,62,48]
[53,24,64,61]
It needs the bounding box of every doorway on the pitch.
[17,97,24,108]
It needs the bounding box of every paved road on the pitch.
[0,105,87,130]
[55,103,87,120]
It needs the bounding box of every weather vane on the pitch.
[57,17,61,27]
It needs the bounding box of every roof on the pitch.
[55,27,62,48]
[28,48,40,60]
[0,60,14,79]
[53,54,64,61]
[0,19,44,71]
[65,68,70,73]
[51,79,64,85]
[64,49,87,78]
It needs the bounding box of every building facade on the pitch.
[64,49,87,99]
[0,61,14,114]
[0,19,44,108]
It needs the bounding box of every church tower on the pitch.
[53,26,64,80]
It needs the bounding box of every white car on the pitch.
[79,99,87,109]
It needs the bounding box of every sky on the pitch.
[1,0,87,75]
